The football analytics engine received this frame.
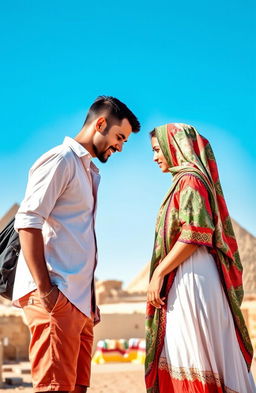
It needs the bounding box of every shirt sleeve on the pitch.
[14,152,70,231]
[177,175,215,247]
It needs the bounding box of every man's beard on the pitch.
[92,143,109,163]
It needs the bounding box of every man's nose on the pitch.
[116,142,123,152]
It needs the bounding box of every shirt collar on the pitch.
[63,136,92,158]
[63,136,100,174]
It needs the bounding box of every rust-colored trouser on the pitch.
[20,290,93,392]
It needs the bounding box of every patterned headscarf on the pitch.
[145,123,253,393]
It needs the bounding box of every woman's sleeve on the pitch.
[177,175,215,247]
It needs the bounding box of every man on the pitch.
[12,96,140,393]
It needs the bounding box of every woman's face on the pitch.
[151,136,169,173]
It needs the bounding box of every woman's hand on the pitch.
[147,242,198,309]
[147,269,165,309]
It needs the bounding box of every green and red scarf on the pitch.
[145,123,253,393]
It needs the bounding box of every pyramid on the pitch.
[232,220,256,295]
[126,219,256,296]
[0,203,19,232]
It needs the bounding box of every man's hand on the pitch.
[147,270,165,309]
[39,286,59,313]
[19,228,60,313]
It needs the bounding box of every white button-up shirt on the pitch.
[12,137,100,317]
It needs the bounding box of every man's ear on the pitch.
[95,117,107,133]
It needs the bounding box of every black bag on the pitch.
[0,217,20,300]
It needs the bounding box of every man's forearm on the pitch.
[19,228,52,296]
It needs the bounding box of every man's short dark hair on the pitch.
[84,96,140,133]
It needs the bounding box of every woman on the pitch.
[145,123,255,393]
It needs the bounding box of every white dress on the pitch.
[160,246,256,393]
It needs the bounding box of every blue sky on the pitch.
[0,0,255,285]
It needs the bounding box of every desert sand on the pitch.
[1,362,146,393]
[1,360,256,392]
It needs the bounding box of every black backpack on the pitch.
[0,218,20,300]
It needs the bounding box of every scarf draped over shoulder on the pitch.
[145,123,253,393]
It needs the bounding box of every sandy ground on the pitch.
[0,362,146,393]
[1,360,255,392]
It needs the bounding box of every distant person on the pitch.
[145,123,255,393]
[12,96,140,393]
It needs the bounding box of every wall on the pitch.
[0,311,30,361]
[0,302,256,362]
[242,300,256,353]
[93,312,145,353]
